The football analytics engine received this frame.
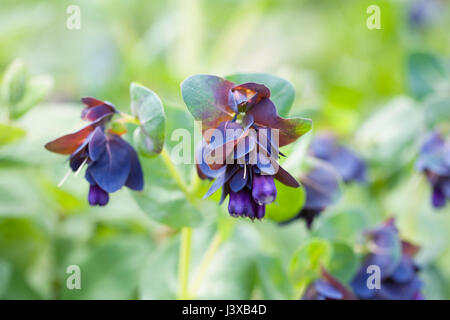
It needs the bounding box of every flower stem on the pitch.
[160,148,190,195]
[190,232,223,298]
[178,227,193,300]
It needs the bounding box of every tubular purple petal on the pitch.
[252,174,277,205]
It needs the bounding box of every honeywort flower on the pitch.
[309,133,367,184]
[184,75,312,220]
[415,131,450,208]
[45,97,143,206]
[303,268,355,300]
[350,219,424,300]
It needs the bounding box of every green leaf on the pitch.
[0,265,42,299]
[424,94,450,128]
[326,242,358,284]
[256,255,293,299]
[130,82,166,157]
[0,218,47,271]
[131,155,204,228]
[0,170,42,217]
[226,73,296,117]
[1,59,27,107]
[139,239,179,299]
[407,52,448,100]
[290,238,332,290]
[10,75,53,120]
[0,123,26,146]
[60,236,150,299]
[180,74,234,132]
[265,180,305,223]
[356,97,421,172]
[0,259,11,297]
[195,225,258,299]
[314,209,369,244]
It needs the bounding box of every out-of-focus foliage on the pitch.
[0,0,449,300]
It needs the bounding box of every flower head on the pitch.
[185,75,311,220]
[350,219,424,300]
[45,97,143,206]
[415,131,450,208]
[309,133,367,184]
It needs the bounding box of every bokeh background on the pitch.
[0,0,449,299]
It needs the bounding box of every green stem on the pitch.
[158,147,196,300]
[160,148,190,195]
[178,227,193,300]
[190,232,223,298]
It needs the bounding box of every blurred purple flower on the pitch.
[309,133,367,184]
[415,131,450,209]
[281,165,340,229]
[45,97,143,206]
[350,219,424,300]
[409,0,440,28]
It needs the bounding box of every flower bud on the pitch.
[228,189,254,217]
[88,184,109,206]
[252,174,277,205]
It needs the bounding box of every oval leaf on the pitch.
[130,83,166,157]
[181,74,234,134]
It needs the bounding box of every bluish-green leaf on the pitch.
[1,59,27,107]
[256,255,293,299]
[131,155,204,228]
[290,238,332,289]
[407,52,448,100]
[326,242,359,284]
[424,94,450,128]
[180,74,234,132]
[10,75,53,119]
[130,82,166,157]
[60,236,150,299]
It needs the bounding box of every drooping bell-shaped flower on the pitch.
[45,97,143,206]
[185,75,311,221]
[88,184,109,206]
[309,132,367,184]
[252,174,277,205]
[350,219,424,300]
[415,131,450,209]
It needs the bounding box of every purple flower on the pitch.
[197,135,299,220]
[190,78,311,221]
[409,0,440,28]
[309,133,367,184]
[303,268,355,300]
[45,97,143,206]
[350,219,424,300]
[252,174,277,205]
[88,184,109,206]
[282,165,340,229]
[415,131,450,209]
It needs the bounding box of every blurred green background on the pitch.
[0,0,449,299]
